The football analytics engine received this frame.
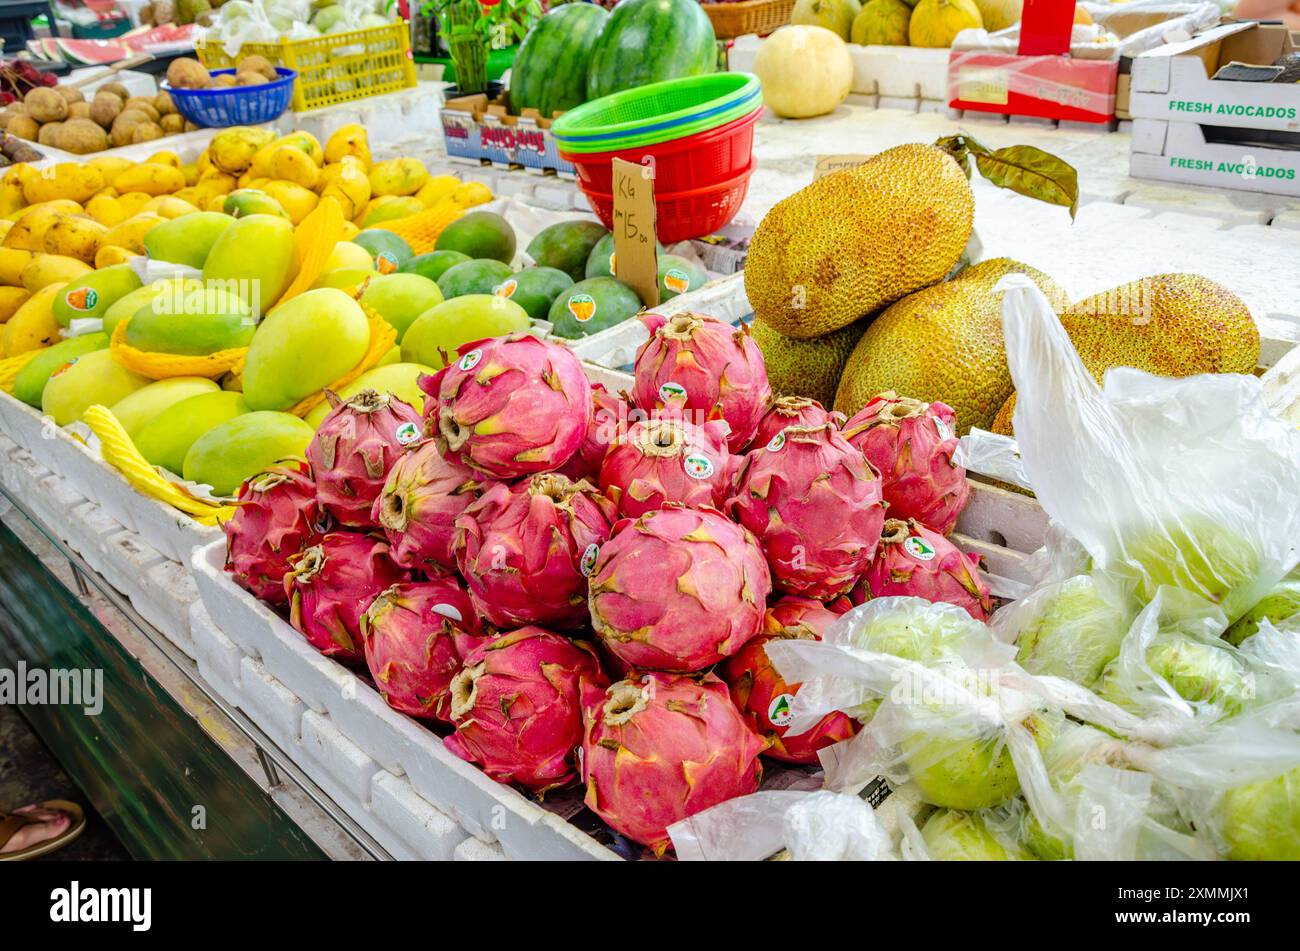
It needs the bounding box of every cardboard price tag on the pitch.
[611,157,660,308]
[812,154,875,181]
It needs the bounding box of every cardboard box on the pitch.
[440,93,576,178]
[1129,22,1300,132]
[1129,116,1300,196]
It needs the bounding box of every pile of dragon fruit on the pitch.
[221,311,992,857]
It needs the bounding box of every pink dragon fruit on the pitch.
[359,576,485,722]
[555,384,633,482]
[858,518,993,621]
[419,334,592,479]
[580,671,766,855]
[307,389,424,528]
[284,532,409,662]
[727,423,886,600]
[631,312,771,453]
[720,597,860,765]
[374,440,487,572]
[224,463,324,606]
[445,626,606,793]
[841,391,970,535]
[454,473,618,630]
[597,416,733,519]
[588,505,770,671]
[749,395,843,451]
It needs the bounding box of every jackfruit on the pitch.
[990,274,1260,436]
[834,257,1066,430]
[750,316,868,408]
[745,143,974,339]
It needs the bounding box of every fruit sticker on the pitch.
[658,382,687,404]
[765,432,787,452]
[493,279,518,300]
[580,543,600,577]
[49,359,78,380]
[375,252,398,275]
[682,453,716,480]
[395,421,421,446]
[608,251,617,276]
[768,693,795,728]
[934,415,953,441]
[663,268,690,296]
[566,293,596,323]
[458,348,484,372]
[65,287,97,312]
[430,601,465,624]
[903,535,937,561]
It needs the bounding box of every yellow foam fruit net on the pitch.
[82,404,237,526]
[0,350,41,394]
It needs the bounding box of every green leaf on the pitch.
[973,145,1079,220]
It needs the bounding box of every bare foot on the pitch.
[0,806,72,854]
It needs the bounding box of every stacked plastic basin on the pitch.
[553,73,762,243]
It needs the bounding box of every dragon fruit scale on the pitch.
[445,627,606,793]
[284,532,409,662]
[588,505,771,672]
[420,334,592,479]
[749,395,843,451]
[556,384,633,483]
[307,389,424,528]
[727,423,886,601]
[581,672,766,855]
[224,463,324,606]
[375,440,486,572]
[598,416,732,519]
[359,576,484,722]
[720,597,860,765]
[859,519,993,621]
[455,473,618,630]
[631,312,771,453]
[842,391,969,535]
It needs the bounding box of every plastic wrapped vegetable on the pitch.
[1000,574,1134,688]
[994,275,1300,622]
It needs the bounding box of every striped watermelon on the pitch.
[586,0,718,101]
[509,4,609,119]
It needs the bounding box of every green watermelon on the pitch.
[587,0,718,101]
[510,3,609,119]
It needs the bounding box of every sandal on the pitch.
[0,800,86,861]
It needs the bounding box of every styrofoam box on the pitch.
[726,35,947,102]
[1129,119,1300,199]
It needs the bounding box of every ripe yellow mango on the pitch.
[21,254,92,293]
[95,245,140,269]
[86,194,126,227]
[116,191,155,219]
[22,163,104,205]
[202,213,298,315]
[209,127,277,175]
[415,174,460,208]
[324,124,370,169]
[2,283,63,356]
[369,158,428,197]
[98,213,166,256]
[113,164,186,197]
[144,195,201,219]
[269,147,320,190]
[5,202,83,251]
[262,180,318,225]
[43,215,111,263]
[0,248,33,285]
[0,286,30,323]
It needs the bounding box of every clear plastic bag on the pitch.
[668,790,896,861]
[995,274,1300,623]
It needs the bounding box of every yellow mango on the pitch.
[356,195,396,227]
[196,151,214,176]
[415,174,460,208]
[206,195,227,213]
[85,195,126,227]
[271,131,323,166]
[339,220,359,240]
[362,196,424,227]
[0,248,34,285]
[95,245,140,269]
[22,164,105,205]
[262,180,318,225]
[320,161,371,220]
[0,176,26,217]
[369,158,428,197]
[0,285,30,323]
[21,254,92,292]
[116,191,155,219]
[43,216,111,263]
[144,195,201,219]
[88,156,134,183]
[269,146,320,190]
[324,124,370,169]
[174,187,202,207]
[4,203,82,251]
[2,283,63,356]
[0,220,11,243]
[113,164,186,197]
[451,180,493,208]
[210,127,277,175]
[146,151,183,169]
[182,163,200,187]
[98,213,166,255]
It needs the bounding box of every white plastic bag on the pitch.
[997,274,1300,623]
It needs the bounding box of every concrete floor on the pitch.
[0,703,129,861]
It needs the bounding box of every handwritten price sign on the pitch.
[611,157,660,307]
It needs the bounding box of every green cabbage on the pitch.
[921,809,1031,861]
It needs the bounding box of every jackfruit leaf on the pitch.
[973,146,1079,221]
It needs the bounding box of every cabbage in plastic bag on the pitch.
[1004,574,1134,687]
[1224,569,1300,646]
[920,808,1032,861]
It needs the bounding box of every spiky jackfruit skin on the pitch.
[750,316,868,408]
[988,273,1259,436]
[745,144,974,340]
[834,258,1067,430]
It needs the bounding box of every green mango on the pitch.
[202,214,297,316]
[52,265,143,328]
[497,266,572,320]
[311,267,373,291]
[399,250,470,282]
[657,253,708,301]
[183,411,315,497]
[241,287,370,411]
[401,295,531,370]
[12,332,109,407]
[548,276,642,339]
[526,220,608,282]
[304,362,434,427]
[135,390,249,476]
[41,349,152,426]
[144,212,237,269]
[124,284,255,356]
[102,279,199,339]
[436,259,513,299]
[360,273,444,340]
[223,189,289,220]
[109,377,221,440]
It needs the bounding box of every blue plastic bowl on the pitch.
[163,67,297,128]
